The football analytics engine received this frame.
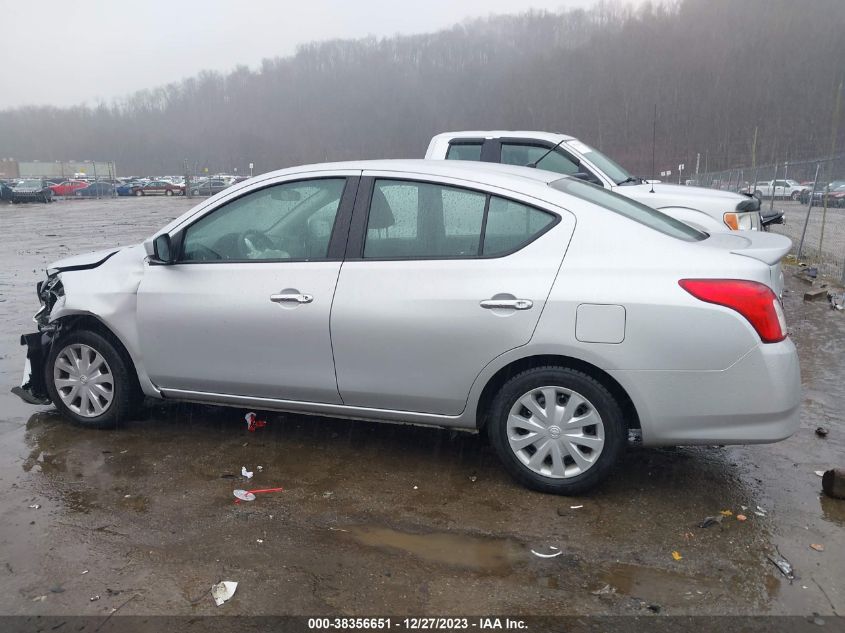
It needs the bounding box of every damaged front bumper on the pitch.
[11,331,54,405]
[11,275,65,406]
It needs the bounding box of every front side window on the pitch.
[181,178,345,261]
[363,179,557,259]
[501,143,581,176]
[446,142,483,161]
[550,177,706,241]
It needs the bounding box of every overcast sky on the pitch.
[1,0,618,110]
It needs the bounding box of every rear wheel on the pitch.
[487,367,626,495]
[791,191,800,201]
[165,189,173,196]
[45,330,139,429]
[135,189,143,196]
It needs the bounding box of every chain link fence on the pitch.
[699,153,845,283]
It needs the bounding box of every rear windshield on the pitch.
[549,178,706,241]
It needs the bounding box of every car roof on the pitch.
[430,130,577,143]
[257,159,564,189]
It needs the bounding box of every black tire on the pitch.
[44,329,140,429]
[135,190,144,196]
[165,189,173,196]
[791,191,800,201]
[487,366,626,495]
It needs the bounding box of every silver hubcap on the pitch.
[53,344,114,417]
[507,386,605,479]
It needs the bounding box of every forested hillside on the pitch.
[2,0,843,176]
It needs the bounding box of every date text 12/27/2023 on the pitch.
[307,618,528,630]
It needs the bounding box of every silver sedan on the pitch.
[13,160,800,494]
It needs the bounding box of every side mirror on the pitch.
[573,171,602,186]
[152,233,175,264]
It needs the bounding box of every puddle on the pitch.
[819,494,845,527]
[343,525,524,573]
[599,563,722,603]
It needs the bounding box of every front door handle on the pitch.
[270,293,313,304]
[480,298,533,310]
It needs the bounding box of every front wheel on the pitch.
[135,190,143,196]
[487,367,626,495]
[45,330,139,429]
[165,189,173,196]
[791,191,800,201]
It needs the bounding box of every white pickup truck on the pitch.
[746,180,808,201]
[425,131,763,233]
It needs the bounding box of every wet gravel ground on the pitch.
[771,201,845,279]
[0,196,843,617]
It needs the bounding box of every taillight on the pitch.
[679,279,786,343]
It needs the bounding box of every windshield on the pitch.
[21,180,42,187]
[549,177,706,241]
[565,139,633,185]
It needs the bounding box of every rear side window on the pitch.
[364,180,485,258]
[446,142,483,161]
[363,179,557,259]
[549,177,706,241]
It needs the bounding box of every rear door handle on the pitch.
[270,293,313,304]
[480,299,533,310]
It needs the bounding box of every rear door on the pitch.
[330,173,575,415]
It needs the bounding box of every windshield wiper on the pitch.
[616,176,641,185]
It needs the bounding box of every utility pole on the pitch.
[749,126,759,196]
[184,159,191,199]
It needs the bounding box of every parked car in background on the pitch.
[426,131,762,232]
[13,160,799,495]
[11,179,53,203]
[116,181,144,196]
[799,181,845,206]
[50,180,89,196]
[189,178,230,196]
[74,182,116,198]
[818,183,845,207]
[747,180,808,201]
[131,180,185,196]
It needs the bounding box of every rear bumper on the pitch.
[610,338,801,446]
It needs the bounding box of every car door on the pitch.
[330,173,574,415]
[136,173,359,402]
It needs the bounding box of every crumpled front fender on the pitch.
[47,244,162,399]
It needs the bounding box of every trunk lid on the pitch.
[703,231,791,266]
[701,231,791,297]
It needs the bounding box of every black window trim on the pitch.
[168,175,360,265]
[344,175,561,262]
